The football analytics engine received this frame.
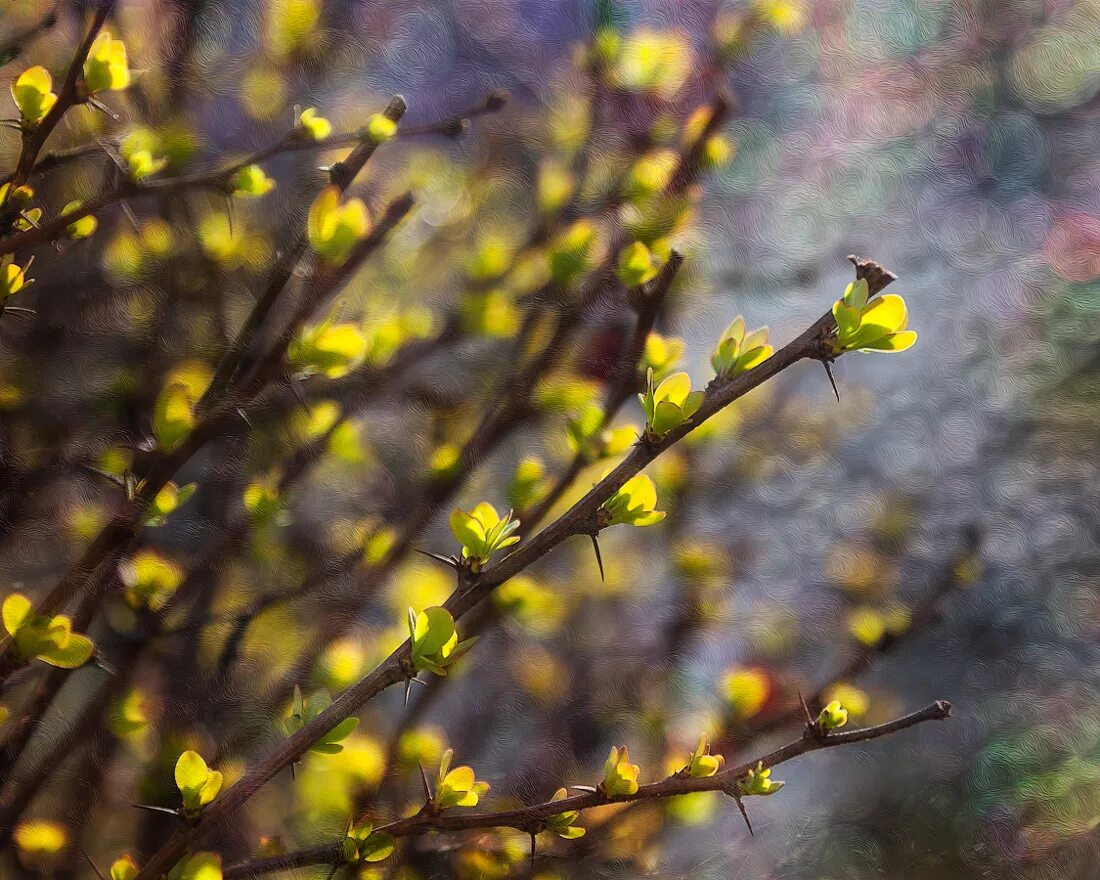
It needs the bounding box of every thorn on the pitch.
[529,831,536,877]
[569,785,597,794]
[236,407,253,428]
[733,792,754,836]
[225,194,234,236]
[797,690,814,727]
[404,678,412,707]
[130,803,184,819]
[2,305,37,319]
[415,545,459,567]
[88,95,120,120]
[79,846,108,880]
[590,534,604,581]
[119,199,140,232]
[418,761,433,803]
[822,360,840,402]
[291,761,296,782]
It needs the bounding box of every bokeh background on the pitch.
[1,0,1099,878]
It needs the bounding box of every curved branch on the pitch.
[223,700,952,878]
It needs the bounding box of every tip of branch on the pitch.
[847,254,897,296]
[483,90,508,112]
[386,95,409,121]
[932,699,952,719]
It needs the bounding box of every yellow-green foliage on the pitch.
[2,593,94,668]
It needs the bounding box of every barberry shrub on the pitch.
[0,4,957,880]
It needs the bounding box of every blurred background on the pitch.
[1,0,1099,878]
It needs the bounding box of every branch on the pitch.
[0,3,115,228]
[222,700,952,878]
[0,93,506,256]
[130,255,898,880]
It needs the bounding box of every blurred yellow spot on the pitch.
[315,638,366,690]
[241,67,286,120]
[14,819,67,857]
[825,544,884,594]
[847,606,886,646]
[721,666,770,718]
[825,682,869,719]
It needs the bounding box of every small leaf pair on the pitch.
[120,128,169,181]
[1,261,32,301]
[307,186,369,265]
[230,164,275,198]
[711,316,772,380]
[11,66,57,125]
[639,368,703,437]
[340,819,395,863]
[284,685,360,754]
[288,321,368,378]
[166,852,222,880]
[2,593,95,669]
[174,750,223,817]
[601,473,665,528]
[738,761,784,796]
[566,404,636,462]
[831,279,917,354]
[616,241,660,287]
[120,550,183,611]
[601,745,640,797]
[408,606,476,676]
[299,107,332,140]
[545,788,586,838]
[83,31,130,95]
[143,481,196,527]
[434,748,490,810]
[448,503,520,570]
[817,699,849,731]
[683,734,725,778]
[361,112,397,144]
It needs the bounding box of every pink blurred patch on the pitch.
[1045,210,1100,282]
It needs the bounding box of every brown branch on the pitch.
[130,255,898,880]
[0,3,115,229]
[0,92,506,256]
[222,700,951,878]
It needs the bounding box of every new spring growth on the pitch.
[361,112,398,144]
[600,473,665,527]
[10,66,57,125]
[110,855,140,880]
[284,685,360,753]
[143,481,196,526]
[449,503,521,570]
[548,219,597,282]
[831,278,918,354]
[639,367,703,437]
[711,316,773,380]
[340,819,395,864]
[434,748,490,810]
[1,261,32,301]
[817,699,849,731]
[307,186,369,265]
[120,129,169,181]
[289,321,367,378]
[738,761,784,796]
[683,734,725,778]
[83,31,131,95]
[545,788,586,838]
[408,606,476,676]
[617,241,660,287]
[2,593,95,668]
[601,745,641,796]
[299,107,332,140]
[231,164,276,197]
[166,852,221,880]
[174,750,223,817]
[62,200,98,240]
[566,403,636,462]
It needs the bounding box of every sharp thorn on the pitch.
[590,534,605,582]
[79,846,108,880]
[413,547,458,569]
[823,360,840,402]
[418,761,433,803]
[734,792,753,836]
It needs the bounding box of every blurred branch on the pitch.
[0,3,59,67]
[223,700,952,878]
[0,92,507,255]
